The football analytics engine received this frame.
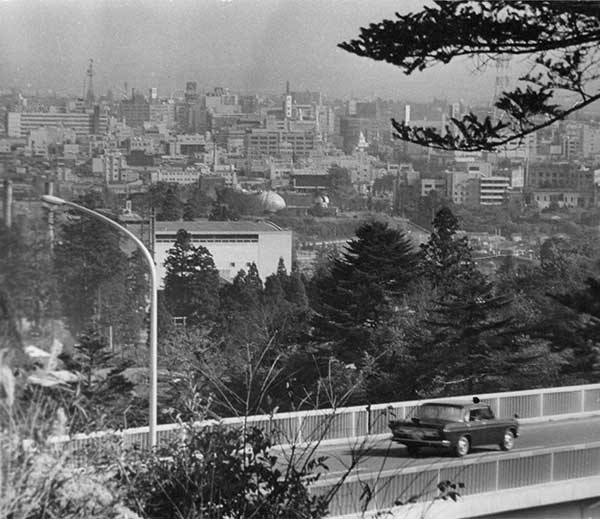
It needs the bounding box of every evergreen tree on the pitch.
[158,188,183,221]
[245,262,264,294]
[163,229,220,325]
[75,324,114,386]
[408,279,554,396]
[287,270,308,309]
[312,220,419,364]
[420,207,477,288]
[54,209,129,335]
[276,257,289,293]
[549,276,600,380]
[0,222,59,330]
[182,202,196,221]
[264,274,285,304]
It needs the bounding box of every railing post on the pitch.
[351,409,356,438]
[495,458,500,490]
[366,404,372,435]
[582,388,586,414]
[540,392,544,418]
[297,415,303,444]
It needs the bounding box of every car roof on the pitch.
[421,400,490,409]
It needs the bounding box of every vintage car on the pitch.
[389,399,519,457]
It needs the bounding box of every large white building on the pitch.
[154,220,293,286]
[7,110,108,138]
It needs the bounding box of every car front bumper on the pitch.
[391,437,452,448]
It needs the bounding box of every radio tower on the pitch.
[84,59,95,107]
[492,55,511,120]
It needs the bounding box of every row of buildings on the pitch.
[3,81,600,213]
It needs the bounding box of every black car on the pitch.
[389,399,519,457]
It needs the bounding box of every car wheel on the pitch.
[454,435,470,457]
[500,429,515,451]
[406,445,420,456]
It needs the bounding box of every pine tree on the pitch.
[420,207,477,288]
[54,211,129,334]
[158,188,183,221]
[409,278,543,396]
[163,229,220,325]
[312,220,419,364]
[287,271,308,309]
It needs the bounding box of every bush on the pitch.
[121,424,329,519]
[1,397,139,519]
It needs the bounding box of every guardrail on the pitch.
[310,440,600,517]
[56,382,600,452]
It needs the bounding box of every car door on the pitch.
[481,406,504,444]
[467,407,490,446]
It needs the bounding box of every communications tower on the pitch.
[83,59,95,107]
[492,55,512,120]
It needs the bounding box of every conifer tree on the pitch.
[420,207,477,288]
[163,229,220,325]
[54,208,129,334]
[410,280,511,395]
[312,220,419,364]
[158,188,183,221]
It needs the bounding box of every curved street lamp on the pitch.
[42,194,158,447]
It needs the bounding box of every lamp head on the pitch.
[41,195,67,206]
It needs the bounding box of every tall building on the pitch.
[120,90,150,129]
[185,81,199,103]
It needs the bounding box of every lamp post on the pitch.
[42,195,158,447]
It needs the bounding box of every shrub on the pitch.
[121,424,329,519]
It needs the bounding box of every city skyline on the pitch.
[0,0,498,102]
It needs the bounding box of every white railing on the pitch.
[310,440,600,517]
[56,382,600,453]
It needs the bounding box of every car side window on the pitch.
[480,406,495,419]
[469,409,482,421]
[470,407,494,421]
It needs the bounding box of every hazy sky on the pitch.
[0,0,497,102]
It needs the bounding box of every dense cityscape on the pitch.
[4,2,600,519]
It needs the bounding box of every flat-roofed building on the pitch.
[480,176,510,205]
[7,110,108,138]
[154,220,293,286]
[245,129,316,161]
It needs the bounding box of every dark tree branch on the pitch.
[339,1,600,151]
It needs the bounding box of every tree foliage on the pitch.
[53,208,129,335]
[420,207,478,288]
[163,229,220,325]
[312,220,419,364]
[339,1,600,150]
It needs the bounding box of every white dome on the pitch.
[257,190,286,212]
[314,193,330,207]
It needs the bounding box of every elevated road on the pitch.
[300,417,600,518]
[274,415,600,481]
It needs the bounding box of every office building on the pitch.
[7,110,108,138]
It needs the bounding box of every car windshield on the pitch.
[414,404,464,421]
